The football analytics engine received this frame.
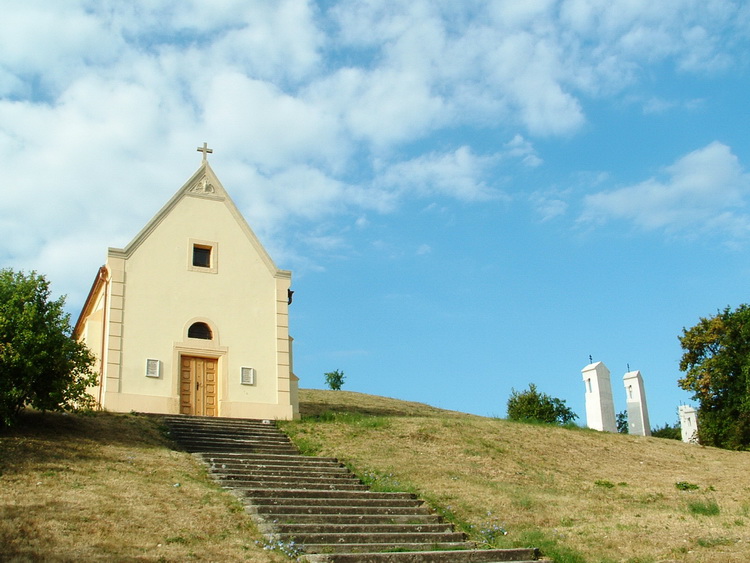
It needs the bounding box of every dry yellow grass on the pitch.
[281,389,750,563]
[0,410,286,562]
[4,391,750,562]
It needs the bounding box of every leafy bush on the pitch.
[652,422,682,440]
[675,481,700,491]
[506,383,578,425]
[324,369,345,391]
[0,269,97,427]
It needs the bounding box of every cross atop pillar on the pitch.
[197,142,213,163]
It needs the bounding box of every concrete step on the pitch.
[211,468,357,480]
[214,468,362,483]
[244,489,417,501]
[299,542,471,554]
[160,415,547,562]
[275,523,455,535]
[204,451,338,462]
[162,414,276,426]
[277,531,466,545]
[163,423,287,437]
[207,459,348,472]
[169,432,294,446]
[301,548,545,562]
[217,477,367,491]
[165,422,288,433]
[252,504,435,517]
[268,513,443,525]
[246,496,423,509]
[187,444,299,454]
[211,464,347,476]
[178,437,296,449]
[196,446,300,454]
[167,425,291,436]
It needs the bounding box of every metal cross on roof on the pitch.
[197,142,213,163]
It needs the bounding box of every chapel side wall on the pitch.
[104,259,126,399]
[77,290,105,401]
[108,194,288,417]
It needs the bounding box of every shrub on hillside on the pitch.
[506,383,578,425]
[324,369,345,391]
[652,422,682,440]
[0,269,97,427]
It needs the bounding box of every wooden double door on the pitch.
[180,356,218,416]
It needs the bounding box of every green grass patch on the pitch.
[353,465,413,493]
[513,529,587,563]
[696,536,732,548]
[688,499,720,516]
[305,410,391,428]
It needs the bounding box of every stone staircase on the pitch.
[161,415,549,563]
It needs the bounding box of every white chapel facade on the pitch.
[75,146,299,420]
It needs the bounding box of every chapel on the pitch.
[74,145,299,420]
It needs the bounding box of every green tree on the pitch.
[324,369,345,391]
[506,383,578,425]
[0,269,98,427]
[678,304,750,449]
[651,421,681,440]
[616,410,629,434]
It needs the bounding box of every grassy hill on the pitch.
[0,411,287,562]
[2,389,750,562]
[281,389,750,563]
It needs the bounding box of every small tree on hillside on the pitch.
[506,383,577,425]
[616,410,629,434]
[324,369,345,391]
[0,269,98,427]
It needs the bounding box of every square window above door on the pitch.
[188,239,218,273]
[193,245,211,267]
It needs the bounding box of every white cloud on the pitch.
[1,0,749,305]
[376,147,504,202]
[0,3,121,97]
[309,66,446,151]
[581,142,750,238]
[481,32,585,136]
[640,96,705,115]
[504,135,543,167]
[204,73,347,171]
[206,0,324,82]
[530,192,569,222]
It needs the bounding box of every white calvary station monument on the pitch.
[581,361,651,436]
[581,361,618,433]
[623,369,651,436]
[75,144,299,420]
[679,405,699,443]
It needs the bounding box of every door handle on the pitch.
[196,381,200,391]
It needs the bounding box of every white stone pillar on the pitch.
[623,370,651,436]
[679,405,699,443]
[581,362,617,432]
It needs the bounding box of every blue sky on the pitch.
[2,1,750,426]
